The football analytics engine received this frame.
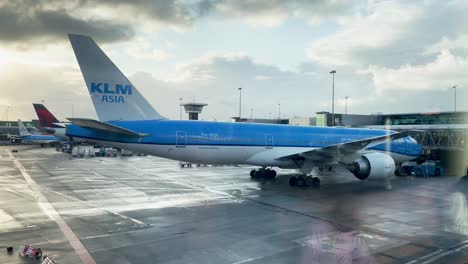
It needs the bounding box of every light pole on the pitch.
[179,97,183,120]
[250,108,253,119]
[238,87,242,119]
[345,96,349,114]
[278,103,281,119]
[453,85,457,112]
[330,70,336,126]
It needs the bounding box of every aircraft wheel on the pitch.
[250,170,256,178]
[305,176,314,186]
[296,176,306,187]
[312,177,321,187]
[253,169,264,179]
[258,169,265,177]
[270,170,277,178]
[289,176,297,186]
[264,169,276,179]
[252,170,259,179]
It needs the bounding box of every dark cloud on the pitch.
[94,0,200,26]
[0,0,355,45]
[94,0,351,23]
[217,0,355,17]
[0,0,213,44]
[0,1,134,43]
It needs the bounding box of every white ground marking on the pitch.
[0,209,22,230]
[404,239,468,264]
[8,151,96,264]
[45,185,146,225]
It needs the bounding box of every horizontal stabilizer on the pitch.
[68,118,148,138]
[38,127,56,134]
[3,133,20,140]
[52,123,67,128]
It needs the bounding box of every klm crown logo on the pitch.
[90,82,132,103]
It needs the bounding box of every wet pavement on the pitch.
[0,145,468,263]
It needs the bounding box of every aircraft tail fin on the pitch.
[33,103,60,127]
[17,120,30,137]
[68,34,166,121]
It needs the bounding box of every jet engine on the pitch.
[348,153,395,180]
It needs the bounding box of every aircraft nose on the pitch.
[407,136,423,156]
[413,141,423,156]
[417,144,423,155]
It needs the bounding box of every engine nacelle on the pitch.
[349,153,396,180]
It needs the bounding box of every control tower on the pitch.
[181,102,208,120]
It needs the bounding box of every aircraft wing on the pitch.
[277,130,412,161]
[68,118,148,138]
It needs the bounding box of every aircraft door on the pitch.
[265,134,274,149]
[176,131,187,148]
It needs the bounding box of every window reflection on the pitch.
[446,179,468,235]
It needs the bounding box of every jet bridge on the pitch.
[378,124,468,175]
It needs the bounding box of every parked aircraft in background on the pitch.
[66,34,422,187]
[16,120,60,146]
[33,103,68,140]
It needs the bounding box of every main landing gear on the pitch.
[250,168,276,179]
[289,175,320,188]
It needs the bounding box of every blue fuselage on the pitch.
[21,134,60,144]
[66,120,422,159]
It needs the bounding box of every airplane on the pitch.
[65,34,423,187]
[33,103,68,140]
[16,120,60,146]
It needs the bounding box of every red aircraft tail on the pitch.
[33,104,60,128]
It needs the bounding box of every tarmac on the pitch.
[1,145,468,264]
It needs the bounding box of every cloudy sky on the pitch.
[1,0,467,121]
